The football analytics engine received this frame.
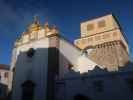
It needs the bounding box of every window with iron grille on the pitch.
[98,20,106,28]
[87,24,94,31]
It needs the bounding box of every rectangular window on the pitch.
[23,35,29,43]
[38,30,45,39]
[30,32,36,40]
[4,72,8,78]
[98,20,106,28]
[87,24,94,31]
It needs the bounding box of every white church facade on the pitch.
[9,14,133,100]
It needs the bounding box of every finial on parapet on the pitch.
[33,15,39,24]
[44,22,49,28]
[51,25,59,34]
[44,16,50,32]
[27,15,41,32]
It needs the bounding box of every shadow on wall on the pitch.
[73,94,91,100]
[10,46,133,100]
[58,51,79,75]
[55,59,133,100]
[11,47,65,100]
[11,47,83,100]
[0,83,8,100]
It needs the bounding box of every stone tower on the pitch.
[74,14,128,71]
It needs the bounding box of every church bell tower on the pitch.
[74,14,128,71]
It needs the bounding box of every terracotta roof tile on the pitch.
[0,64,9,70]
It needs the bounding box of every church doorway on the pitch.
[21,80,35,100]
[73,94,90,100]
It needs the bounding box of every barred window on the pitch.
[87,24,94,31]
[98,20,106,28]
[4,72,8,78]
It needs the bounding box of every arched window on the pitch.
[21,80,35,100]
[73,94,90,100]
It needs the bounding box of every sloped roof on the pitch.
[0,64,10,70]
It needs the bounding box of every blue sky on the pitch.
[0,0,133,64]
